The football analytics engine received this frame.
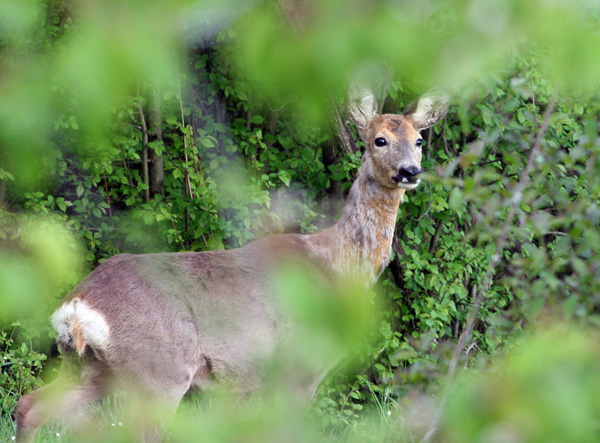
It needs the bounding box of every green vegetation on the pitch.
[2,0,600,441]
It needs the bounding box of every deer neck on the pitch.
[328,153,405,285]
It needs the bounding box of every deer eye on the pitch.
[416,139,423,148]
[374,137,387,147]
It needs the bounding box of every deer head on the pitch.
[348,86,449,190]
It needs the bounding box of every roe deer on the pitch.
[16,89,448,442]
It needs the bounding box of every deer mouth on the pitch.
[392,172,421,189]
[394,178,420,189]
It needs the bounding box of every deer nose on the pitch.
[393,166,422,185]
[402,166,422,177]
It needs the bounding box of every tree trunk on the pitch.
[0,179,6,209]
[137,97,150,203]
[321,140,343,216]
[147,83,164,197]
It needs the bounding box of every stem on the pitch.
[0,179,6,209]
[147,82,164,197]
[177,72,194,201]
[166,203,187,252]
[137,94,150,203]
[102,174,113,220]
[429,219,443,253]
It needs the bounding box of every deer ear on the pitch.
[347,84,377,132]
[406,94,449,131]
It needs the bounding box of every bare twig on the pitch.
[429,219,443,254]
[441,118,451,159]
[422,92,558,442]
[166,203,187,252]
[102,173,120,253]
[416,183,434,222]
[177,72,195,201]
[425,127,433,161]
[137,92,150,203]
[0,179,6,210]
[102,174,113,220]
[546,231,567,236]
[473,157,502,167]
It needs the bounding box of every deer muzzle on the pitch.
[392,166,422,186]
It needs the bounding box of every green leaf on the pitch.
[278,170,291,186]
[449,188,463,211]
[250,115,264,125]
[200,137,215,148]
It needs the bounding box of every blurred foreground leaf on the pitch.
[0,215,84,321]
[442,324,600,442]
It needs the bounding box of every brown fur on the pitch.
[69,318,86,357]
[16,93,447,442]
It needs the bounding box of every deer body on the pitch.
[16,94,447,442]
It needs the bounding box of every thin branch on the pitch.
[422,92,558,442]
[102,173,121,254]
[546,230,567,236]
[166,203,187,252]
[429,219,443,254]
[473,157,502,167]
[137,92,150,203]
[416,183,434,222]
[0,180,6,210]
[441,117,451,159]
[177,72,195,201]
[116,122,142,130]
[425,127,433,161]
[102,174,113,220]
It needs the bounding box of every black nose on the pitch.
[393,166,422,184]
[402,167,422,177]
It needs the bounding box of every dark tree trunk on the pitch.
[0,179,6,209]
[322,140,343,216]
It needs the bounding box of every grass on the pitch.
[0,388,413,443]
[0,395,127,443]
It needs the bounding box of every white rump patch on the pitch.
[52,301,76,345]
[52,299,110,351]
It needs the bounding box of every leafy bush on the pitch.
[0,325,47,416]
[2,0,600,440]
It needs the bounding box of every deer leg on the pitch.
[120,384,189,443]
[16,360,110,443]
[16,380,107,443]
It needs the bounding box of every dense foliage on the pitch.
[2,0,600,441]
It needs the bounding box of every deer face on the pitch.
[366,114,424,190]
[351,92,448,190]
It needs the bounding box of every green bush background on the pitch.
[2,0,600,441]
